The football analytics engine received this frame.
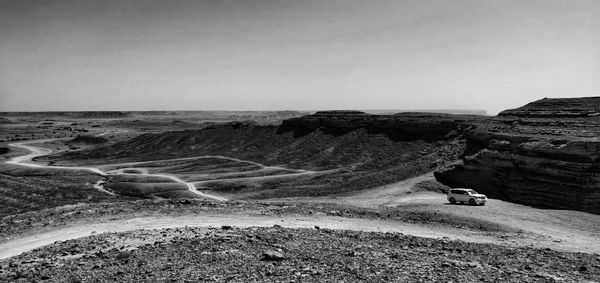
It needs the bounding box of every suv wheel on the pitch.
[449,197,456,204]
[469,198,476,205]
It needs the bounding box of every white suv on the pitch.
[447,188,487,205]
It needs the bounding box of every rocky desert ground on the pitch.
[1,99,600,282]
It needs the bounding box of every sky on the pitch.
[0,0,598,114]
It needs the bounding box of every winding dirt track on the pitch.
[7,139,328,202]
[6,139,106,176]
[6,139,227,201]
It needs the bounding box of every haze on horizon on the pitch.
[0,0,598,115]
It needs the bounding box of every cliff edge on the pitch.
[436,97,600,214]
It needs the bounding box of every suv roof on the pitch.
[449,189,479,194]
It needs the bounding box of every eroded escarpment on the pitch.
[436,97,600,214]
[46,113,484,170]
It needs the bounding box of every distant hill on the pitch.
[0,111,309,125]
[0,111,131,118]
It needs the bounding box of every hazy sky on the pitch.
[1,0,598,114]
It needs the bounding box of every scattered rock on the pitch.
[1,226,598,282]
[115,252,130,260]
[261,250,285,261]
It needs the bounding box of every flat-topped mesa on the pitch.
[278,111,485,142]
[436,96,600,214]
[499,96,600,118]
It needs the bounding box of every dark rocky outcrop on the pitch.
[436,97,600,214]
[278,111,483,142]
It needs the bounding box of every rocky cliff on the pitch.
[436,97,600,214]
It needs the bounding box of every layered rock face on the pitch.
[436,97,600,214]
[499,97,600,117]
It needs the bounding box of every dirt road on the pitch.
[0,212,582,260]
[6,139,106,175]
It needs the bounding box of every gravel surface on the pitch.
[1,226,599,282]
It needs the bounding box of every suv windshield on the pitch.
[467,189,478,194]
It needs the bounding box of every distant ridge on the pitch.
[0,111,309,120]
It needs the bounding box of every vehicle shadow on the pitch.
[443,202,485,206]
